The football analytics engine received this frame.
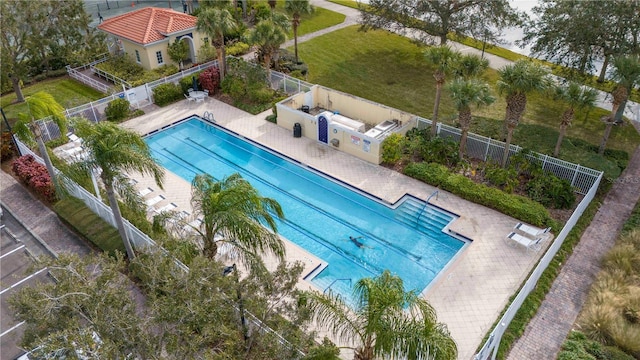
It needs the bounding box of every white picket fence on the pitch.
[417,118,602,195]
[14,138,305,358]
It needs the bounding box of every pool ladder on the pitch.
[203,111,215,122]
[416,190,439,224]
[323,278,352,294]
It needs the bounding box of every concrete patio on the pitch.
[59,96,547,359]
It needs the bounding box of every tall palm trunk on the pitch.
[12,76,25,103]
[458,107,471,159]
[293,18,300,62]
[501,93,526,167]
[597,54,610,83]
[431,73,445,138]
[30,123,61,194]
[203,235,219,259]
[104,180,136,260]
[554,108,573,157]
[599,85,627,154]
[216,36,227,81]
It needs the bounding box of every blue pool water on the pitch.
[145,117,466,301]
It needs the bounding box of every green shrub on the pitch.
[526,175,576,209]
[53,196,124,256]
[404,162,555,228]
[420,137,460,168]
[484,165,518,193]
[221,75,246,99]
[226,41,250,56]
[248,87,274,104]
[381,133,404,165]
[105,98,131,122]
[558,331,636,360]
[94,55,144,81]
[152,83,183,106]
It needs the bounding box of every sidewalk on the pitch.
[302,0,640,128]
[507,146,640,359]
[0,170,94,257]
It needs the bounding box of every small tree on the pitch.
[496,60,549,167]
[424,45,461,138]
[285,0,313,63]
[447,78,495,159]
[552,82,597,156]
[167,38,189,70]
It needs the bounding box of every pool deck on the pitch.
[73,97,546,360]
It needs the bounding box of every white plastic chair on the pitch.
[514,223,551,239]
[507,232,543,252]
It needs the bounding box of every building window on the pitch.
[156,51,164,65]
[135,50,141,63]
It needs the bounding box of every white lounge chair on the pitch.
[507,232,543,252]
[145,194,165,208]
[138,187,153,197]
[154,202,177,214]
[184,94,195,102]
[67,133,82,144]
[514,223,551,239]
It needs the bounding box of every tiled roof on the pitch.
[98,7,197,45]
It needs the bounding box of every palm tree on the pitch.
[598,55,640,155]
[304,270,457,360]
[553,83,597,156]
[247,19,288,75]
[454,53,489,79]
[424,45,461,138]
[13,91,67,194]
[447,78,495,159]
[285,0,313,63]
[196,7,237,81]
[189,173,285,266]
[496,60,549,167]
[74,120,164,260]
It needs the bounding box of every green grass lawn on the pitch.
[289,6,346,37]
[1,76,105,125]
[293,26,639,175]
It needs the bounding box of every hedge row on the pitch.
[53,196,125,256]
[404,162,556,229]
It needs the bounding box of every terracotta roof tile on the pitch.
[98,7,197,45]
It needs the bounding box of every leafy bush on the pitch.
[152,83,183,106]
[11,155,56,203]
[558,331,636,360]
[94,55,144,81]
[198,66,221,94]
[226,41,251,56]
[381,133,404,165]
[484,165,519,193]
[526,175,576,209]
[1,131,17,162]
[53,196,124,256]
[404,162,555,228]
[105,98,131,122]
[248,87,274,104]
[420,137,460,168]
[221,75,246,98]
[277,49,309,75]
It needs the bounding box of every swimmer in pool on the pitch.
[349,236,368,249]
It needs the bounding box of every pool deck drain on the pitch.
[112,98,545,360]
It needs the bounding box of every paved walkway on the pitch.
[0,170,94,257]
[300,0,640,127]
[507,146,640,359]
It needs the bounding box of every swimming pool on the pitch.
[145,116,467,301]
